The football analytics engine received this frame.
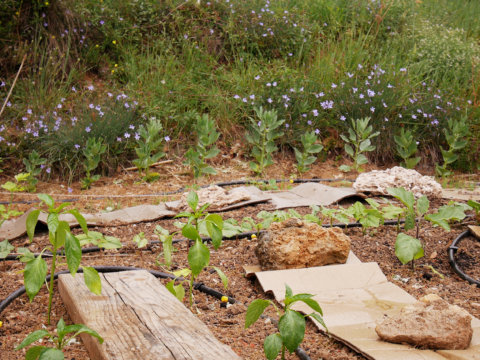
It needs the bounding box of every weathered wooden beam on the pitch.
[59,270,241,360]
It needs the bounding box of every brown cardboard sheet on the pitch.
[442,188,480,201]
[268,182,363,209]
[254,262,480,360]
[0,204,176,240]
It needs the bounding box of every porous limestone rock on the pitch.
[353,166,442,198]
[168,185,251,211]
[255,218,351,270]
[375,294,473,350]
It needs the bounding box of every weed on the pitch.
[81,137,106,190]
[394,128,420,169]
[133,117,165,182]
[294,131,323,173]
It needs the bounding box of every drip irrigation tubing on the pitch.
[0,265,311,360]
[448,230,480,287]
[0,220,407,262]
[0,178,354,205]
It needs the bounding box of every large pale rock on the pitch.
[255,218,351,270]
[353,166,442,198]
[168,185,251,211]
[375,294,473,350]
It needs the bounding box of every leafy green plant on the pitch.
[168,191,226,307]
[15,317,103,360]
[339,117,379,172]
[23,150,47,192]
[25,194,102,324]
[184,114,220,178]
[76,231,122,249]
[2,172,30,193]
[394,128,420,169]
[425,203,468,231]
[132,232,148,249]
[294,131,323,173]
[245,284,327,360]
[154,225,175,270]
[467,200,480,223]
[435,117,469,177]
[133,117,165,182]
[81,137,106,189]
[344,201,384,235]
[246,107,284,175]
[0,239,14,260]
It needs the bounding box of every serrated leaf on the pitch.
[65,232,81,276]
[26,209,41,242]
[24,255,48,302]
[264,333,283,360]
[245,299,271,328]
[279,309,305,353]
[187,240,209,276]
[395,233,424,265]
[83,267,102,295]
[0,239,14,259]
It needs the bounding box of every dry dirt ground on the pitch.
[1,157,479,360]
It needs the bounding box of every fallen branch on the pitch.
[124,159,174,171]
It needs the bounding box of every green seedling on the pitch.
[25,194,101,324]
[184,114,220,178]
[15,317,103,360]
[246,107,284,175]
[1,173,29,227]
[169,191,226,307]
[467,200,480,222]
[435,117,468,178]
[245,284,327,360]
[0,239,14,260]
[132,232,148,248]
[154,225,175,270]
[23,150,47,192]
[425,202,467,231]
[294,131,323,173]
[339,117,379,173]
[81,137,106,189]
[76,231,122,249]
[345,200,384,235]
[133,117,165,182]
[394,128,420,169]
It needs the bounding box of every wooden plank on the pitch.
[58,270,241,360]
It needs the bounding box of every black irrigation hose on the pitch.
[0,265,311,360]
[448,230,480,287]
[1,219,408,262]
[0,178,354,205]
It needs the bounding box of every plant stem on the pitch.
[281,345,286,360]
[189,276,194,309]
[47,244,57,325]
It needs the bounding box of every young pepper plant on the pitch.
[15,317,103,360]
[245,284,327,360]
[26,194,102,325]
[169,191,226,308]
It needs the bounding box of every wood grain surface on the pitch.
[58,270,241,360]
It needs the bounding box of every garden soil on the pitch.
[1,158,480,360]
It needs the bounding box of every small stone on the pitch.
[375,294,473,350]
[255,219,351,270]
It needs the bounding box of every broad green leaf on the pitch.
[166,280,186,302]
[47,213,59,236]
[25,346,46,360]
[245,299,271,328]
[339,165,351,172]
[467,200,480,213]
[344,144,354,157]
[17,247,35,262]
[186,191,198,211]
[0,239,14,259]
[395,233,424,265]
[65,232,81,276]
[26,209,41,242]
[38,348,64,360]
[356,153,368,165]
[300,298,323,316]
[24,255,48,301]
[38,194,54,209]
[99,236,122,249]
[387,187,414,209]
[15,330,50,349]
[56,318,66,339]
[187,240,209,276]
[1,181,18,192]
[68,209,88,235]
[182,223,200,241]
[173,268,191,278]
[404,212,416,231]
[55,221,70,249]
[417,196,429,216]
[132,232,148,248]
[359,139,371,152]
[205,215,223,250]
[68,325,103,344]
[83,267,102,295]
[212,266,228,289]
[264,333,282,360]
[285,292,314,307]
[279,309,305,353]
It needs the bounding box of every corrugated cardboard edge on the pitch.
[253,263,480,360]
[442,189,480,201]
